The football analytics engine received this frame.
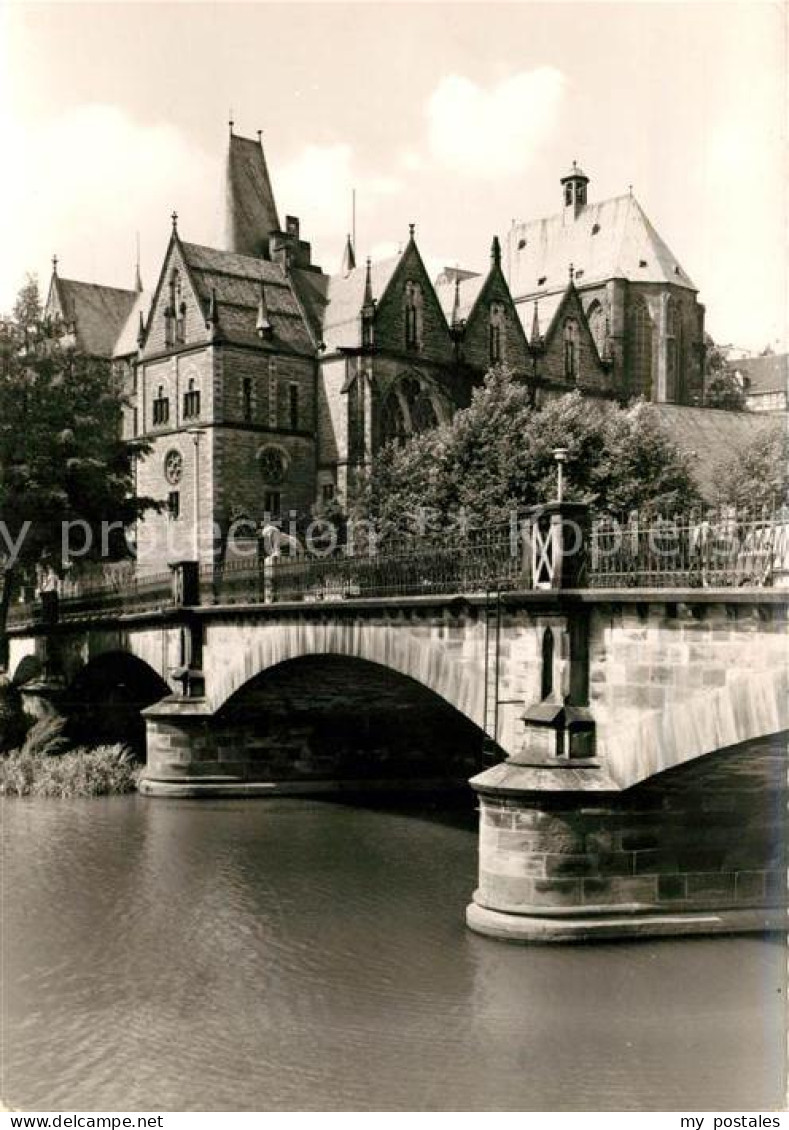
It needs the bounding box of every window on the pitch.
[380,390,408,447]
[321,482,336,504]
[166,269,185,347]
[587,300,607,357]
[666,298,685,402]
[403,281,423,351]
[152,386,170,426]
[563,318,580,381]
[289,383,299,430]
[263,490,281,517]
[564,184,573,207]
[167,490,180,520]
[577,183,587,206]
[258,446,286,484]
[242,377,253,422]
[628,296,653,395]
[489,303,505,365]
[541,628,555,700]
[183,378,200,419]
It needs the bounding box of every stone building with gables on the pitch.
[43,129,708,566]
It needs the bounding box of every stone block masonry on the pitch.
[469,732,787,941]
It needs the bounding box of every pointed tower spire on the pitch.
[134,233,143,292]
[531,300,541,345]
[341,233,356,276]
[256,281,272,337]
[224,128,280,257]
[490,236,502,269]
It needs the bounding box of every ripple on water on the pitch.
[2,796,786,1111]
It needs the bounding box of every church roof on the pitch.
[224,131,280,258]
[179,241,314,353]
[728,354,788,396]
[505,194,696,302]
[321,254,402,350]
[652,404,784,501]
[113,289,150,358]
[48,277,138,358]
[434,273,487,324]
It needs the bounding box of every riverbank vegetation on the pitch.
[0,685,140,797]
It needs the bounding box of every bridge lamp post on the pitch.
[187,427,206,562]
[553,448,569,503]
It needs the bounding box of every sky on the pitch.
[0,0,785,351]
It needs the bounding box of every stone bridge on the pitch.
[5,502,788,942]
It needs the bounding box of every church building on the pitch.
[43,128,707,567]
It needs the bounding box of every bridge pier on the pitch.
[467,733,787,942]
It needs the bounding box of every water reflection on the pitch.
[3,796,785,1111]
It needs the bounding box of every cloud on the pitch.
[426,69,565,177]
[277,143,402,246]
[0,104,213,310]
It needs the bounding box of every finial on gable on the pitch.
[137,310,146,349]
[206,287,221,341]
[362,256,374,310]
[490,236,502,269]
[171,211,179,233]
[51,254,58,277]
[257,129,262,144]
[569,262,575,284]
[408,222,415,240]
[229,110,234,135]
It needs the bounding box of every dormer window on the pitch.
[153,385,170,426]
[183,378,200,419]
[563,318,580,381]
[404,281,423,351]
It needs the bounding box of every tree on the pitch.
[353,369,701,545]
[703,335,746,411]
[0,277,155,666]
[713,423,788,511]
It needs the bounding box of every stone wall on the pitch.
[470,732,787,940]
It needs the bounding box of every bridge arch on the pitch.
[63,651,170,752]
[204,615,486,732]
[214,653,490,785]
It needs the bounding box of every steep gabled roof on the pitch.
[320,254,402,351]
[728,354,788,396]
[47,276,138,358]
[653,404,785,501]
[178,241,315,353]
[505,194,696,302]
[113,289,151,358]
[224,131,280,257]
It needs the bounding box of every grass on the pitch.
[0,743,141,797]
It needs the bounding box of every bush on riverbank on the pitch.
[0,743,140,797]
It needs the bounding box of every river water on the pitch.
[2,794,786,1111]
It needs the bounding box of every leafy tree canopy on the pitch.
[703,335,746,411]
[713,422,788,512]
[353,368,701,542]
[0,277,156,647]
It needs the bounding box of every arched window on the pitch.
[183,377,200,419]
[541,628,555,700]
[564,183,573,207]
[404,281,423,351]
[586,300,606,358]
[627,295,653,395]
[563,318,580,381]
[666,297,684,402]
[489,303,506,365]
[381,390,408,446]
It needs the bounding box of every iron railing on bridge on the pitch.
[587,509,789,589]
[4,507,787,626]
